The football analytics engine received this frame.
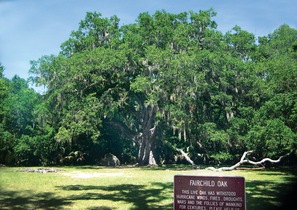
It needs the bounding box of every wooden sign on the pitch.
[174,175,245,210]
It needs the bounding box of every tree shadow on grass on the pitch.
[55,178,297,210]
[246,177,297,210]
[57,182,173,210]
[0,190,72,209]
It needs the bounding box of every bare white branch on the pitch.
[206,150,292,172]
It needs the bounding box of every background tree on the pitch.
[246,25,297,160]
[0,64,12,164]
[0,73,53,165]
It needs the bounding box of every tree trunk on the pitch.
[136,105,158,165]
[105,104,159,166]
[137,125,158,165]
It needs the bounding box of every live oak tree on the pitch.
[20,11,297,166]
[29,10,226,165]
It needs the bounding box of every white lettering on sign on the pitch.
[209,207,223,210]
[196,196,208,200]
[217,181,228,187]
[191,190,199,194]
[190,180,216,187]
[225,202,242,207]
[203,201,218,206]
[223,197,243,202]
[189,180,229,187]
[210,196,221,201]
[216,191,236,196]
[179,204,186,209]
[199,190,206,195]
[187,206,206,210]
[188,200,195,205]
[177,194,195,199]
[208,191,215,195]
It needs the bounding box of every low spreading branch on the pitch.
[164,140,196,166]
[175,148,196,166]
[206,150,293,171]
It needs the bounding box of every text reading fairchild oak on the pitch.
[174,175,245,210]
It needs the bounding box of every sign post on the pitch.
[174,175,245,210]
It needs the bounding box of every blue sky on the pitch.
[1,0,296,82]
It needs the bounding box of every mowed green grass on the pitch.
[0,165,296,210]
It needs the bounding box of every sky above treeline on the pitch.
[0,0,296,82]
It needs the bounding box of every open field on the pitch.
[0,165,296,209]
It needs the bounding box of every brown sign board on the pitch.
[174,175,245,210]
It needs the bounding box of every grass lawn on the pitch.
[0,165,296,209]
